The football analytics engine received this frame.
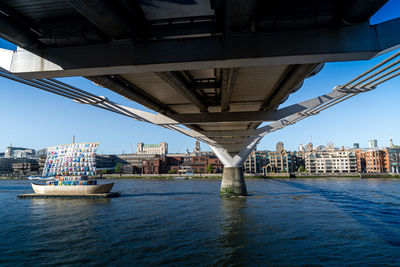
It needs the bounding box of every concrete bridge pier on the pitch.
[221,166,247,196]
[210,137,261,196]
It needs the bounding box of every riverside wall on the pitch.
[2,172,398,180]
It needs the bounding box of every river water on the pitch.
[1,178,400,266]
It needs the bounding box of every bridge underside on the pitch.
[1,0,400,195]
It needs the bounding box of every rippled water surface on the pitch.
[1,178,400,266]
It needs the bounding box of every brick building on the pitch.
[141,156,167,174]
[355,149,388,173]
[168,155,223,174]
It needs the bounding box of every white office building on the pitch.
[137,142,168,155]
[4,146,36,158]
[305,150,357,173]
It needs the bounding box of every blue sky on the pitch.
[1,1,400,154]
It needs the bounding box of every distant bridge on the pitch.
[1,0,400,195]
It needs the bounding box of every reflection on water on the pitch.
[31,198,110,207]
[1,178,400,265]
[217,198,248,266]
[220,198,247,245]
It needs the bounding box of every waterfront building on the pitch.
[305,148,357,173]
[355,149,363,172]
[356,149,387,173]
[0,158,38,174]
[94,153,157,174]
[385,138,400,173]
[37,154,47,174]
[385,148,400,173]
[137,142,168,155]
[296,151,306,170]
[177,155,208,174]
[4,146,36,158]
[353,143,360,149]
[36,148,47,157]
[12,159,39,174]
[243,150,268,174]
[267,143,289,173]
[141,156,167,174]
[0,158,18,174]
[169,155,223,174]
[266,151,287,173]
[95,154,119,173]
[262,142,303,174]
[190,155,207,173]
[207,156,223,173]
[1,146,40,174]
[354,139,400,174]
[118,153,155,173]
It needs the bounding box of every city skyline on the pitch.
[1,1,400,154]
[1,137,397,156]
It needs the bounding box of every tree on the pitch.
[206,164,213,174]
[168,169,177,174]
[114,163,123,176]
[298,165,305,172]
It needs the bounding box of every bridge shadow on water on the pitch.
[249,191,313,197]
[262,179,400,247]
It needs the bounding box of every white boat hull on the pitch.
[31,182,114,195]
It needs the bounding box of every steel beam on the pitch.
[261,64,320,111]
[87,75,170,113]
[151,20,219,39]
[208,137,248,144]
[167,90,341,124]
[199,129,257,138]
[167,107,303,124]
[66,0,149,40]
[4,19,400,78]
[0,11,37,48]
[193,88,347,137]
[220,68,238,112]
[66,0,131,39]
[156,71,209,113]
